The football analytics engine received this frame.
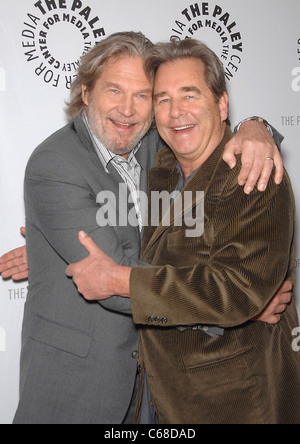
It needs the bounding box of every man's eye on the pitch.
[160,99,170,104]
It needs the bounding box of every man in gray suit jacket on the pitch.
[14,32,159,424]
[10,32,286,424]
[15,119,163,424]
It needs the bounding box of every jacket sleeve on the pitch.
[25,147,145,316]
[234,119,284,150]
[130,172,295,328]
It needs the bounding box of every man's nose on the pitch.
[169,99,185,119]
[118,96,135,117]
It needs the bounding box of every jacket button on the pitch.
[154,317,161,323]
[148,316,154,323]
[132,350,139,360]
[161,318,168,324]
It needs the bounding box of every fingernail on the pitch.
[239,180,246,186]
[228,161,235,169]
[79,231,87,238]
[245,186,253,195]
[259,183,266,192]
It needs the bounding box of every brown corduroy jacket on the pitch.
[131,127,300,424]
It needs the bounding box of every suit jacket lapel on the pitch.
[135,140,148,196]
[74,117,97,154]
[142,166,179,257]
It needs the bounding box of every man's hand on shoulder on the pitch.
[223,120,284,194]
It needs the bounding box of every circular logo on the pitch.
[21,0,106,89]
[170,2,243,81]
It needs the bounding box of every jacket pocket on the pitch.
[28,314,92,358]
[184,345,256,371]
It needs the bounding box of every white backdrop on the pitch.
[0,0,299,424]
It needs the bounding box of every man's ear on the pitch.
[219,92,229,123]
[82,85,89,107]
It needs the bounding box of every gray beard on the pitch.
[86,107,151,156]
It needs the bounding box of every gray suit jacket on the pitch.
[14,118,162,424]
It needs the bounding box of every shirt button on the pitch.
[132,350,139,360]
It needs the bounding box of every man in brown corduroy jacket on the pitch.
[67,40,300,424]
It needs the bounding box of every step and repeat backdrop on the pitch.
[0,0,299,424]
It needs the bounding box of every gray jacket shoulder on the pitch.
[27,119,90,162]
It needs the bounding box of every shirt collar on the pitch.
[176,161,199,185]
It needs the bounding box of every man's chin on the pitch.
[106,132,146,156]
[100,123,152,156]
[106,137,137,155]
[112,146,133,156]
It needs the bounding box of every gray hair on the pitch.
[66,31,154,119]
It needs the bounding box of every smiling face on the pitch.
[154,58,229,172]
[82,56,153,156]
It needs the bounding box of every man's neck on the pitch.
[120,153,130,161]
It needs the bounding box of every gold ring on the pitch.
[265,157,274,162]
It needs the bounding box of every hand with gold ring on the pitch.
[223,121,284,194]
